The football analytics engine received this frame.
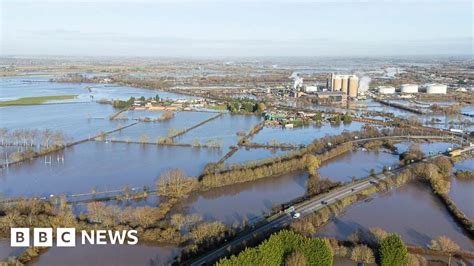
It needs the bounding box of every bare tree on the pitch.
[156,169,198,199]
[0,128,8,146]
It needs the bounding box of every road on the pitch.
[189,155,441,265]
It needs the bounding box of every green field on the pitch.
[0,95,78,107]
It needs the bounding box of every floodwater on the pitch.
[394,141,458,155]
[0,76,86,102]
[318,150,400,182]
[181,142,450,226]
[0,141,222,197]
[450,158,474,219]
[124,109,165,120]
[0,102,122,142]
[176,114,262,148]
[0,76,197,102]
[224,147,289,165]
[250,122,364,146]
[110,111,216,142]
[182,171,308,225]
[32,241,180,266]
[0,239,23,261]
[316,181,474,251]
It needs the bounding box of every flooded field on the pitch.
[250,122,364,146]
[0,76,196,102]
[394,141,458,155]
[316,181,474,251]
[176,114,261,148]
[0,103,122,142]
[318,150,399,182]
[32,241,180,266]
[450,158,474,219]
[110,111,216,142]
[0,141,221,197]
[182,171,308,225]
[0,239,22,261]
[0,76,86,102]
[225,148,289,165]
[1,74,472,265]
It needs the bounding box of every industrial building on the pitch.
[314,91,347,105]
[400,84,418,94]
[304,85,318,93]
[327,73,359,98]
[426,83,447,94]
[378,86,396,94]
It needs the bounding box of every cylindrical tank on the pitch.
[426,84,447,94]
[341,76,349,94]
[348,76,359,97]
[400,84,418,94]
[333,77,342,91]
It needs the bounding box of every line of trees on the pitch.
[0,128,68,148]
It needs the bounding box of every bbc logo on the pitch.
[11,228,75,247]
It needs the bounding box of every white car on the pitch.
[292,212,301,219]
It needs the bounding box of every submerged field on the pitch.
[0,95,78,106]
[0,75,473,265]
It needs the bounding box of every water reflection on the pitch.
[316,181,474,251]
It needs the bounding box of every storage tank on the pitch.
[426,84,447,94]
[400,84,418,94]
[341,76,349,94]
[333,76,342,91]
[305,86,318,93]
[378,86,395,94]
[348,76,359,97]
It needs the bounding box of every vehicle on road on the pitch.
[292,212,301,219]
[351,188,356,192]
[321,200,328,205]
[369,180,378,184]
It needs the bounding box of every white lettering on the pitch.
[127,230,138,245]
[96,230,107,245]
[81,230,95,245]
[108,230,127,245]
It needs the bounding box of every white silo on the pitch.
[426,84,447,94]
[400,84,418,94]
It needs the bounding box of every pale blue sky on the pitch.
[1,0,472,57]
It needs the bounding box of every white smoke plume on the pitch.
[358,76,371,94]
[290,72,303,90]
